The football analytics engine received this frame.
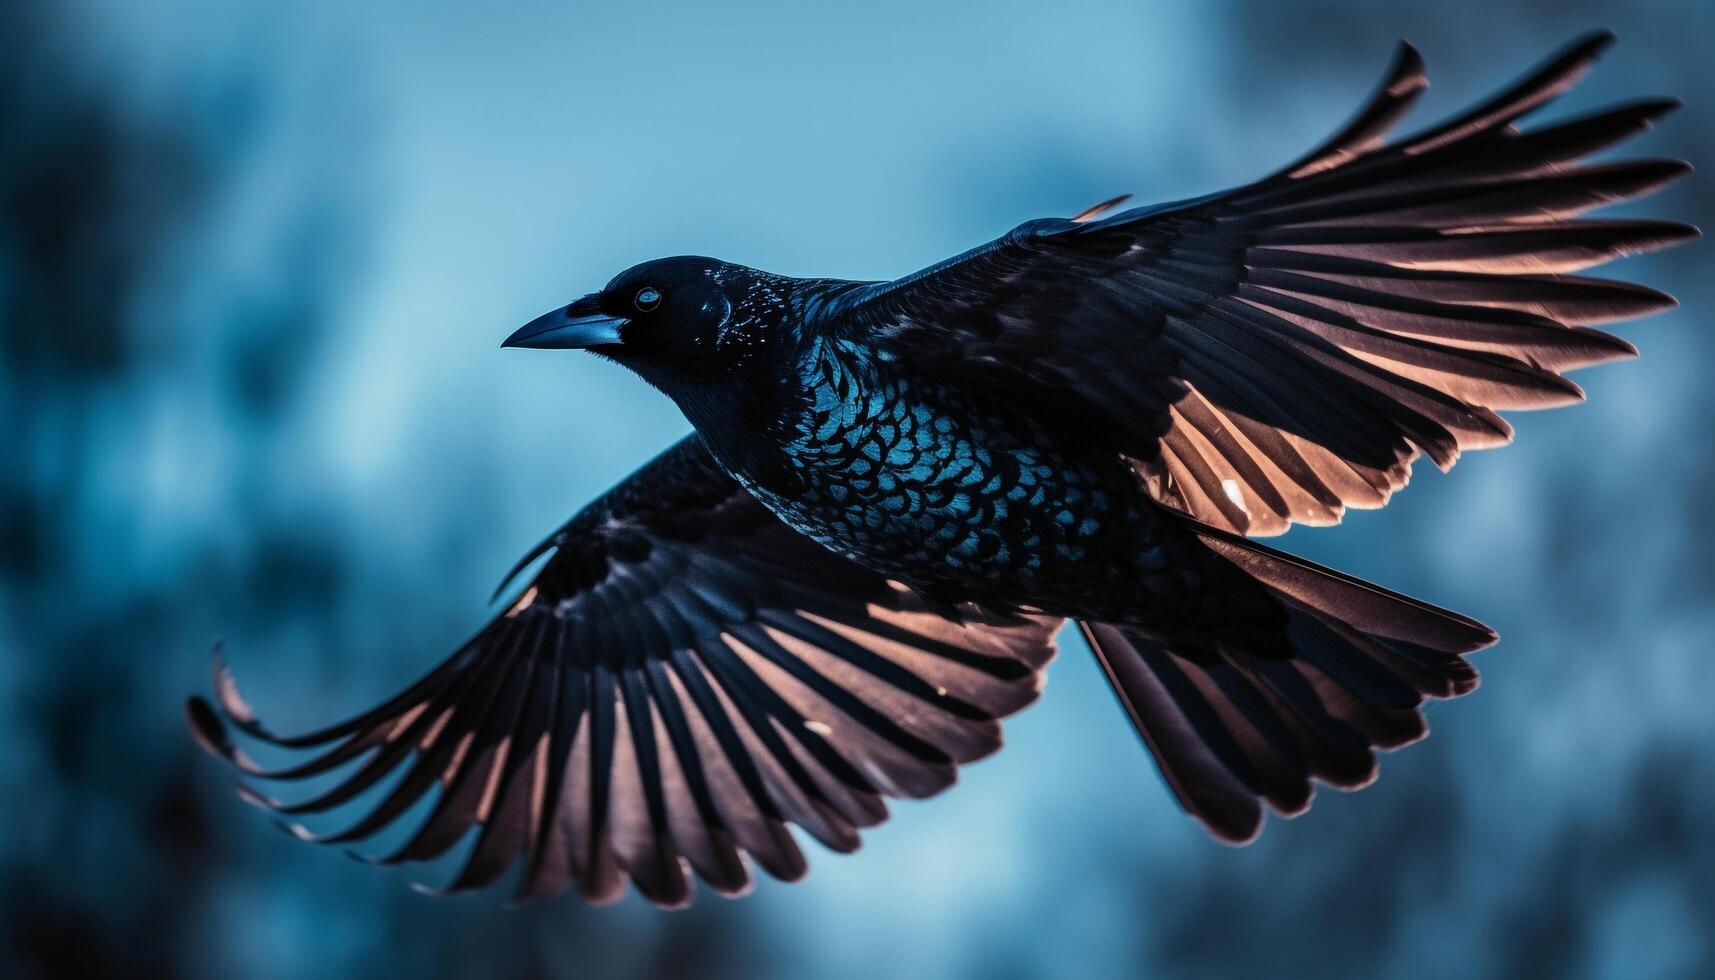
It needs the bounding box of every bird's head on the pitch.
[504,256,803,396]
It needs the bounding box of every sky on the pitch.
[2,1,1712,977]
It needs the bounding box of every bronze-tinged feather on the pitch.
[188,437,1058,907]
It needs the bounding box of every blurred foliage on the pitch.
[1,1,1710,978]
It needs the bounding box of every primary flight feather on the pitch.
[188,31,1695,907]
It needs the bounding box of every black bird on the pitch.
[189,32,1695,907]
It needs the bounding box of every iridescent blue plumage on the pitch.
[731,328,1210,624]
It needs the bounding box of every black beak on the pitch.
[503,295,626,350]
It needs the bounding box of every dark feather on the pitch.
[1080,516,1494,843]
[188,436,1059,907]
[821,30,1694,535]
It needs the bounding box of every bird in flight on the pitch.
[189,31,1694,907]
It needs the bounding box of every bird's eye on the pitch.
[634,287,662,312]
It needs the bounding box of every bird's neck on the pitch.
[672,325,866,493]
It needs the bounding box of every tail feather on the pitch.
[1083,524,1494,843]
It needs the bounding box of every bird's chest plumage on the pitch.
[726,342,1150,607]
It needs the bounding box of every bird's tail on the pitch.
[1079,521,1495,843]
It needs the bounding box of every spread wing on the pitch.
[187,436,1059,908]
[821,31,1695,535]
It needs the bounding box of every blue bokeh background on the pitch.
[3,1,1711,977]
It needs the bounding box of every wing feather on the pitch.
[821,32,1693,534]
[187,436,1059,906]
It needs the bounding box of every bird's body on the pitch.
[734,326,1152,610]
[188,32,1695,908]
[690,298,1242,630]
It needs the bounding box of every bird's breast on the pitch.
[725,351,1139,605]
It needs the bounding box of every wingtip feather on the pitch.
[185,696,235,762]
[1388,40,1428,96]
